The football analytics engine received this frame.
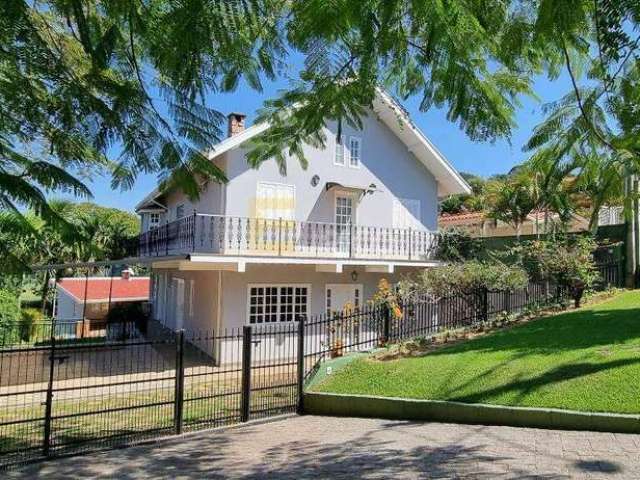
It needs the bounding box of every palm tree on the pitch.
[522,158,577,236]
[485,175,537,239]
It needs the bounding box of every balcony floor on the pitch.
[148,252,443,272]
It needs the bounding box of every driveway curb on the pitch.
[304,392,640,433]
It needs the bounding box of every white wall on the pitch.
[55,288,82,321]
[152,110,439,231]
[223,113,439,230]
[152,269,220,334]
[220,264,416,328]
[150,263,433,364]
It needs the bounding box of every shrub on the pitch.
[0,288,21,344]
[371,278,403,319]
[20,308,46,342]
[509,236,599,307]
[400,260,529,299]
[437,228,483,262]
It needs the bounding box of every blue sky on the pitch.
[83,73,570,212]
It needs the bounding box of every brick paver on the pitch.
[7,415,640,479]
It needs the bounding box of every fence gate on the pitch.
[243,324,300,422]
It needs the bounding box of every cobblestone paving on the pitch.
[8,415,640,479]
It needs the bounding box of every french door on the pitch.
[335,195,353,253]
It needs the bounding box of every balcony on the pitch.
[138,214,440,262]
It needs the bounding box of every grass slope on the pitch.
[313,291,640,414]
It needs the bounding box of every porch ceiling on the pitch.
[152,254,442,272]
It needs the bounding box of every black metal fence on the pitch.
[0,319,145,349]
[0,321,299,469]
[0,280,575,470]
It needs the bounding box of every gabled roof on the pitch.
[135,89,470,211]
[56,277,150,303]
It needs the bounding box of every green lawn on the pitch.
[312,290,640,414]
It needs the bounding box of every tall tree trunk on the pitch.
[40,270,50,314]
[625,175,638,288]
[544,209,549,237]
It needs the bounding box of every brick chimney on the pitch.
[227,112,246,137]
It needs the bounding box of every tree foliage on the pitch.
[484,172,537,238]
[0,201,139,274]
[522,0,640,223]
[1,0,278,219]
[508,236,600,306]
[439,172,487,215]
[3,0,637,245]
[400,260,529,299]
[437,228,483,262]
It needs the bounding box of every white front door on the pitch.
[335,195,354,253]
[325,284,362,314]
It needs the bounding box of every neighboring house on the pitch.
[439,211,590,237]
[55,270,150,337]
[134,89,470,360]
[597,205,624,227]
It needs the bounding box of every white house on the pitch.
[135,89,470,358]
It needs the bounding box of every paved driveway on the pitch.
[7,415,640,479]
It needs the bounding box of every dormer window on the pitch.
[334,135,345,166]
[348,137,361,168]
[176,204,185,220]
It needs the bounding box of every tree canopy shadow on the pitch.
[6,420,571,480]
[448,357,640,405]
[427,305,640,358]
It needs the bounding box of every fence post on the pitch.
[192,210,197,252]
[174,329,185,434]
[43,324,56,457]
[482,287,489,322]
[505,289,511,314]
[165,221,169,256]
[296,315,305,415]
[240,325,252,422]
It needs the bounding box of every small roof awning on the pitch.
[325,182,379,194]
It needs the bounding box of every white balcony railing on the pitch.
[138,214,440,261]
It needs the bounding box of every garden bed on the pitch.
[311,290,640,414]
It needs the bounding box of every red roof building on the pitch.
[56,277,150,303]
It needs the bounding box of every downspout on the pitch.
[214,270,223,365]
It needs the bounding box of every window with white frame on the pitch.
[256,182,295,220]
[248,285,309,324]
[348,137,361,167]
[334,135,345,166]
[175,204,185,219]
[149,213,161,230]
